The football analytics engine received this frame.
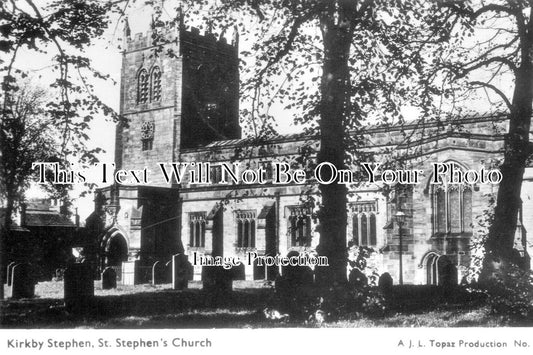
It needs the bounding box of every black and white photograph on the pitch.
[1,0,533,353]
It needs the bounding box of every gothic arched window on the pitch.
[287,206,312,247]
[351,201,378,247]
[236,211,256,248]
[432,178,473,235]
[151,66,162,102]
[189,212,206,248]
[137,69,149,104]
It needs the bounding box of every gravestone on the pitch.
[280,252,314,287]
[122,260,140,285]
[10,263,35,299]
[440,263,458,287]
[152,261,165,285]
[164,260,172,283]
[202,265,233,293]
[64,263,94,313]
[348,268,368,289]
[6,262,16,286]
[173,254,193,290]
[438,256,458,288]
[232,263,245,281]
[275,253,314,317]
[378,272,393,294]
[102,267,117,290]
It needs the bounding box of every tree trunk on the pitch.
[481,54,533,281]
[315,21,352,287]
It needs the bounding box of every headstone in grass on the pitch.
[122,260,140,285]
[64,262,94,313]
[439,263,458,288]
[437,256,458,288]
[6,261,16,286]
[172,254,192,290]
[164,260,172,283]
[378,272,393,294]
[152,261,165,285]
[10,263,35,299]
[279,251,313,286]
[202,265,232,294]
[231,263,245,280]
[275,253,314,317]
[348,268,368,289]
[102,267,117,289]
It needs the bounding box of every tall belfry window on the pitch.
[137,69,149,104]
[141,121,154,151]
[151,66,162,102]
[236,210,256,248]
[189,212,206,248]
[432,184,473,235]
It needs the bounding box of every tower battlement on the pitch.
[125,25,238,55]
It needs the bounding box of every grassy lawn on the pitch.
[1,281,530,328]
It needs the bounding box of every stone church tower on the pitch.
[115,16,240,183]
[87,17,240,284]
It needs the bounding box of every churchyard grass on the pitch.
[1,281,531,328]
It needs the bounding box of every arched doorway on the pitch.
[426,252,439,285]
[105,234,128,280]
[424,252,458,286]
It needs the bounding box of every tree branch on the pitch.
[469,80,512,111]
[473,4,518,18]
[459,56,518,77]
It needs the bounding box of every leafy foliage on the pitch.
[0,0,124,299]
[484,265,533,322]
[0,1,123,222]
[0,82,62,211]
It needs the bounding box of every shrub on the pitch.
[484,265,533,321]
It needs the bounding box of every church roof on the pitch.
[198,111,508,150]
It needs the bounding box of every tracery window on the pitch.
[236,210,256,248]
[432,185,472,235]
[137,69,149,104]
[351,201,378,246]
[287,206,312,247]
[189,212,206,248]
[151,66,162,102]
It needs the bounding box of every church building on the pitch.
[86,17,533,286]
